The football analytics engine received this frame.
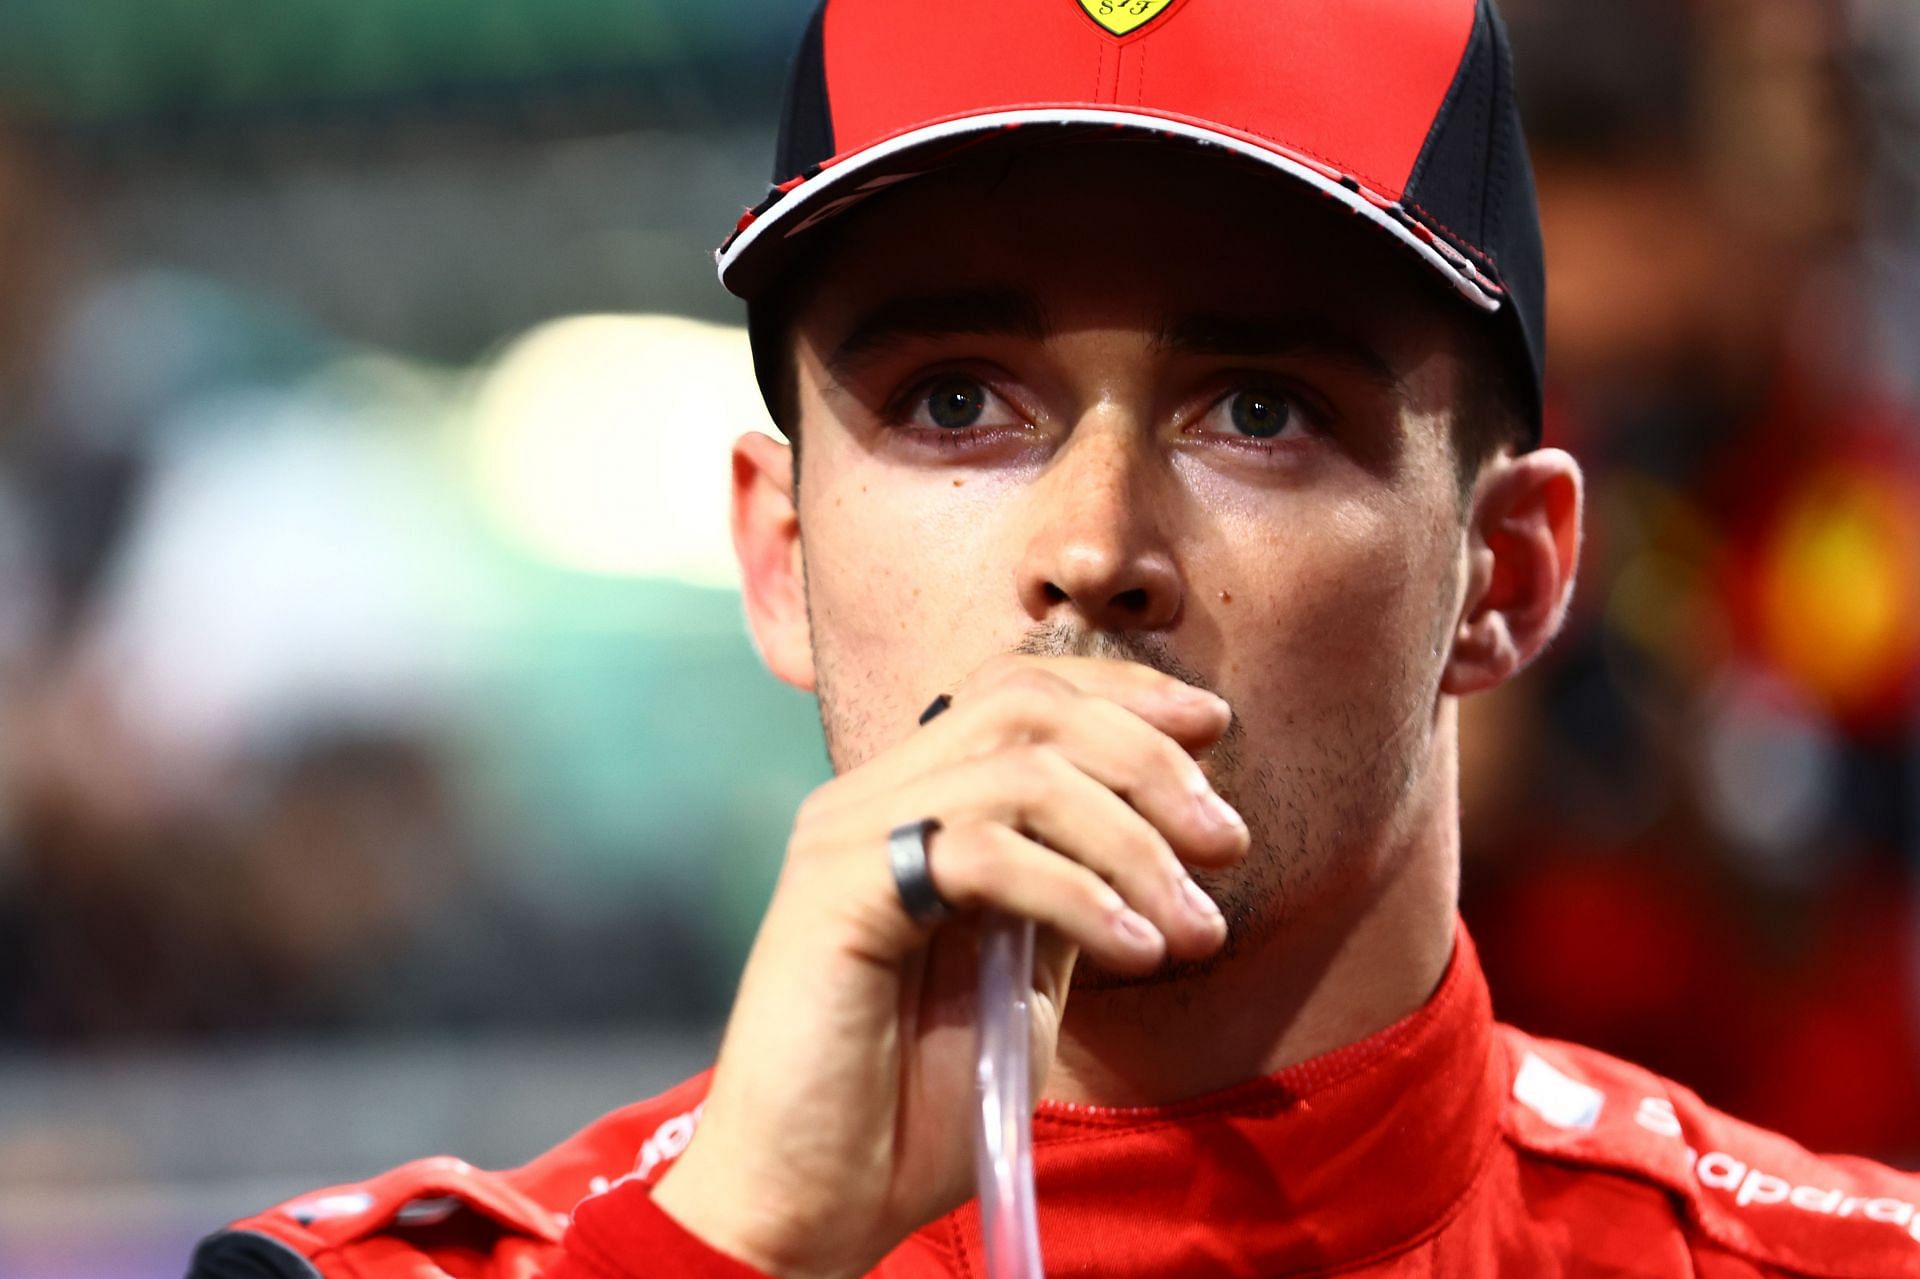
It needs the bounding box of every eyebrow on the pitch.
[1152,314,1405,395]
[824,291,1405,397]
[826,289,1047,380]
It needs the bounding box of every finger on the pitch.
[958,655,1231,750]
[801,660,1227,827]
[1029,925,1079,1020]
[1026,692,1248,868]
[916,676,1246,868]
[1026,926,1078,1098]
[922,820,1170,974]
[904,745,1228,958]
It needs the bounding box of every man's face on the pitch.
[784,140,1481,977]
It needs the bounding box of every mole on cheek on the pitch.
[1219,590,1233,604]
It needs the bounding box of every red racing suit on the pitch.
[192,927,1920,1277]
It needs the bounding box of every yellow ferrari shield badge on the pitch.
[1077,0,1176,37]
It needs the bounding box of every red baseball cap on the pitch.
[717,0,1546,443]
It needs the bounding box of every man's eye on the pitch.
[911,375,996,430]
[1223,389,1301,439]
[885,373,1030,442]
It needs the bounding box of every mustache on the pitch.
[1011,624,1221,702]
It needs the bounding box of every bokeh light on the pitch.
[468,313,762,585]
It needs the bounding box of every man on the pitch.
[192,1,1920,1276]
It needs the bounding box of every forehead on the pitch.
[794,138,1462,349]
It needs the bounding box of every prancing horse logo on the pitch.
[1077,0,1177,38]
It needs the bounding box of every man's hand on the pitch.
[650,656,1248,1279]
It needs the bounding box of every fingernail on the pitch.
[1112,908,1163,950]
[1197,790,1245,833]
[1181,877,1223,922]
[1172,683,1228,713]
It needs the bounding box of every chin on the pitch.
[1068,847,1300,994]
[1070,952,1229,993]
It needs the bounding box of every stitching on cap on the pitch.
[1405,200,1499,271]
[1229,129,1390,196]
[1236,127,1503,287]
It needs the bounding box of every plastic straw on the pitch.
[972,911,1045,1279]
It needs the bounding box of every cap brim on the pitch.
[715,106,1506,316]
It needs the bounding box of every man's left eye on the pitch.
[923,375,989,429]
[1217,388,1305,439]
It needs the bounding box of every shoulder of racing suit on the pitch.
[186,1070,715,1279]
[190,1033,1920,1279]
[1495,1025,1920,1277]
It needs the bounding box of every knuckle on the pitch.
[964,820,1021,874]
[1000,702,1069,748]
[1154,742,1206,797]
[790,787,836,839]
[1123,825,1180,880]
[983,662,1071,709]
[977,651,1039,683]
[1100,705,1200,799]
[987,687,1049,738]
[925,819,997,903]
[1003,742,1072,798]
[1102,701,1175,760]
[1070,864,1126,916]
[960,652,1025,697]
[1090,805,1174,876]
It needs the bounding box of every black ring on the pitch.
[887,818,951,925]
[917,693,953,725]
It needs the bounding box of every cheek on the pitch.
[1210,495,1452,721]
[800,471,1021,740]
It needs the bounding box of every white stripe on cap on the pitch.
[715,106,1504,314]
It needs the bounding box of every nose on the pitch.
[1015,418,1184,633]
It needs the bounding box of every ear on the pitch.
[731,431,815,692]
[1441,448,1583,696]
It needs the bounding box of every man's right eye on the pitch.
[922,375,988,429]
[894,374,1024,434]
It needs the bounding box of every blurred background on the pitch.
[0,0,1913,1274]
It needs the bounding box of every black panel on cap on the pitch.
[1402,0,1546,444]
[773,2,835,184]
[750,1,834,430]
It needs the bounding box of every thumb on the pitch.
[1027,928,1079,1098]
